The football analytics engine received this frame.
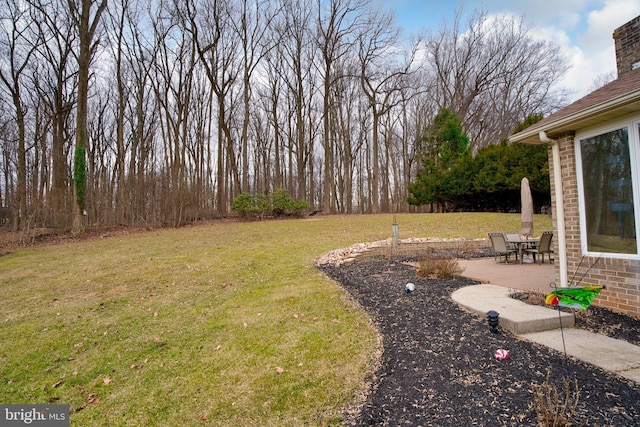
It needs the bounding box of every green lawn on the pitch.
[0,213,551,425]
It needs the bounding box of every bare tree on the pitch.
[151,5,200,226]
[228,0,278,193]
[67,0,108,233]
[85,86,114,224]
[315,0,367,214]
[104,0,128,224]
[257,51,283,193]
[358,10,419,213]
[589,70,616,92]
[0,0,42,230]
[30,0,78,228]
[425,10,567,151]
[275,0,318,203]
[0,111,14,215]
[332,62,360,213]
[123,0,160,225]
[182,0,242,216]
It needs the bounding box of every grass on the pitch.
[0,213,551,426]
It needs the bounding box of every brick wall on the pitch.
[551,132,640,317]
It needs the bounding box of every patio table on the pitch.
[505,235,539,264]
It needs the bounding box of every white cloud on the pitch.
[564,0,640,99]
[509,0,640,101]
[392,0,640,102]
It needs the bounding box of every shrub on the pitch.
[232,190,308,219]
[232,193,268,219]
[291,198,310,213]
[532,371,584,426]
[271,188,309,217]
[416,253,463,278]
[271,188,296,216]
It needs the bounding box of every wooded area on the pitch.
[0,0,567,234]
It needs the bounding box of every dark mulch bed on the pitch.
[319,257,640,426]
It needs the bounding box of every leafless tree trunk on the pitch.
[125,1,160,225]
[358,10,417,213]
[105,0,130,225]
[68,0,107,233]
[229,0,276,194]
[259,56,283,192]
[316,0,366,214]
[29,0,77,228]
[0,0,40,230]
[183,0,241,216]
[152,14,198,226]
[269,0,317,203]
[332,69,356,213]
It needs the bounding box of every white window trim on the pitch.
[574,113,640,260]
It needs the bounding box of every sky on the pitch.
[387,0,640,102]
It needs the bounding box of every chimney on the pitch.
[613,15,640,77]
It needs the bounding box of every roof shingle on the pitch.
[510,67,640,144]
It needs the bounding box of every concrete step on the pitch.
[451,284,574,334]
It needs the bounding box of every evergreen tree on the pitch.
[408,109,471,211]
[408,112,550,212]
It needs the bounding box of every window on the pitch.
[576,120,640,258]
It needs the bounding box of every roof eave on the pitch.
[509,88,640,145]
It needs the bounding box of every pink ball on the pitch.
[494,348,510,360]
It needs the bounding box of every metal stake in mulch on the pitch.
[545,256,604,359]
[391,216,399,248]
[390,216,399,259]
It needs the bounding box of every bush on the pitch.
[271,189,295,216]
[290,198,310,216]
[532,371,584,426]
[232,189,308,219]
[231,193,269,219]
[416,253,463,278]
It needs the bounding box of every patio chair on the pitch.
[525,231,554,264]
[504,232,520,243]
[488,232,518,263]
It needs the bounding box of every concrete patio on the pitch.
[457,257,556,292]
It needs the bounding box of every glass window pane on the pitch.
[581,127,637,254]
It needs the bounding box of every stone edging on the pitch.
[315,238,492,267]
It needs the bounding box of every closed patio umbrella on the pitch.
[521,177,534,238]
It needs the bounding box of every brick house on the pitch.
[509,15,640,317]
